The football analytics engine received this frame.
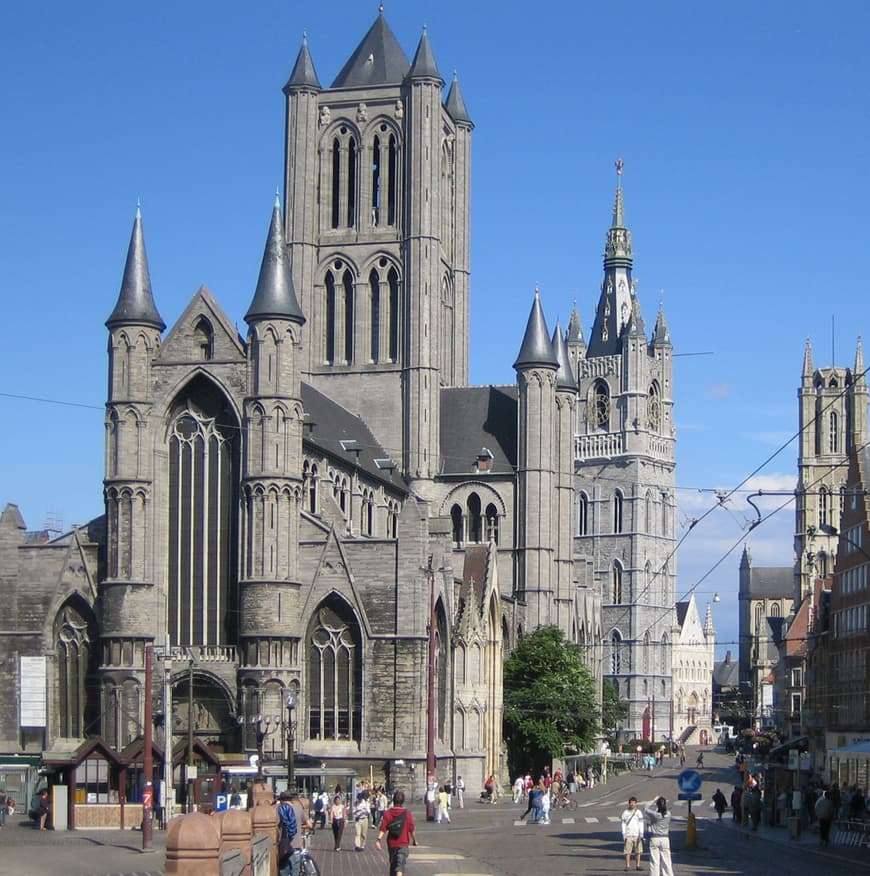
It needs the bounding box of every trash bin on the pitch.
[788,815,801,839]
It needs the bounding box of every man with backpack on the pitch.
[276,790,298,876]
[375,790,418,876]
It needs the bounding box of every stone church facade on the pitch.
[0,11,680,795]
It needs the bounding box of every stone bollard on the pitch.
[250,782,274,808]
[165,811,220,876]
[251,795,279,876]
[219,808,253,876]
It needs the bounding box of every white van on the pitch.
[712,724,737,742]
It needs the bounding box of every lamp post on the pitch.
[285,690,298,791]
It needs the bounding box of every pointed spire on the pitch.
[106,207,165,331]
[566,306,585,346]
[552,323,577,391]
[514,289,559,371]
[445,72,473,125]
[284,33,321,92]
[653,306,671,347]
[704,601,715,635]
[855,336,864,381]
[245,199,305,325]
[407,26,443,81]
[604,158,632,267]
[802,337,814,378]
[331,11,410,87]
[625,294,646,338]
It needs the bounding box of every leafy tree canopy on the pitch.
[503,625,599,774]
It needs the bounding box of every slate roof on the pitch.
[746,566,793,598]
[331,13,410,88]
[675,600,689,628]
[106,209,165,331]
[302,383,406,493]
[445,76,472,125]
[514,292,559,370]
[712,658,739,689]
[439,386,518,476]
[285,35,321,91]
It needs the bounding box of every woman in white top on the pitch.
[328,794,347,851]
[643,796,673,876]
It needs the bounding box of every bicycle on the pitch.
[552,792,577,811]
[298,830,320,876]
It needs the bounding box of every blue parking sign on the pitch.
[214,793,228,812]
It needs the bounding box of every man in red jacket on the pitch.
[375,790,418,876]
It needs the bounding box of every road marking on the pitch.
[607,816,620,822]
[413,853,465,860]
[513,820,526,826]
[585,816,599,823]
[562,817,575,824]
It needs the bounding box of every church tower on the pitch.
[281,12,472,484]
[238,200,307,696]
[796,337,868,603]
[573,163,676,740]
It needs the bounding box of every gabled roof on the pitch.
[439,385,518,476]
[331,12,410,88]
[42,736,124,767]
[746,566,793,598]
[302,382,407,493]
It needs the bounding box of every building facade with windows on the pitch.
[0,10,681,793]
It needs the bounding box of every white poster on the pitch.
[20,656,47,727]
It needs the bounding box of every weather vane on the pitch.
[615,158,624,177]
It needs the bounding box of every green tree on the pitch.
[601,677,628,743]
[503,625,599,775]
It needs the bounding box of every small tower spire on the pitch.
[802,337,814,379]
[855,336,865,381]
[552,322,577,391]
[245,200,305,325]
[407,25,442,81]
[704,600,715,635]
[106,208,165,331]
[284,32,321,92]
[514,289,559,371]
[445,71,473,125]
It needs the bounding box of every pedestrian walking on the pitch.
[276,791,299,876]
[621,796,644,871]
[353,791,371,850]
[456,775,465,808]
[436,786,451,823]
[815,790,835,846]
[696,751,704,768]
[644,796,673,876]
[376,790,418,876]
[712,788,727,821]
[328,793,347,851]
[540,786,551,824]
[513,776,524,804]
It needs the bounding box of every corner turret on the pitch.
[284,34,321,92]
[514,289,559,371]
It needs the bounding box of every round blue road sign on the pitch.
[677,769,702,793]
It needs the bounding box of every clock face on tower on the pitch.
[594,389,611,425]
[648,395,661,430]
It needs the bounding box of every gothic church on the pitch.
[0,10,679,795]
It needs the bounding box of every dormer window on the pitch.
[475,447,494,473]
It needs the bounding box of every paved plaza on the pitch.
[3,749,870,875]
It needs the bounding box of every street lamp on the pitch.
[285,689,299,791]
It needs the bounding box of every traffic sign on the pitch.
[677,769,702,793]
[677,792,703,801]
[214,793,228,812]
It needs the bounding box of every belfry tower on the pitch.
[573,162,677,740]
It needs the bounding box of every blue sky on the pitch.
[2,1,869,657]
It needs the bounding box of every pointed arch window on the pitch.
[612,561,623,604]
[193,317,214,361]
[829,411,839,454]
[388,268,399,362]
[325,273,336,364]
[346,138,357,227]
[369,270,380,361]
[660,634,668,673]
[613,490,624,534]
[819,486,829,528]
[371,135,382,226]
[331,139,341,228]
[648,382,662,431]
[643,632,651,673]
[610,631,623,674]
[467,493,482,543]
[645,491,653,535]
[167,396,239,647]
[343,270,354,363]
[307,602,362,742]
[387,500,399,539]
[577,492,590,535]
[56,603,97,738]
